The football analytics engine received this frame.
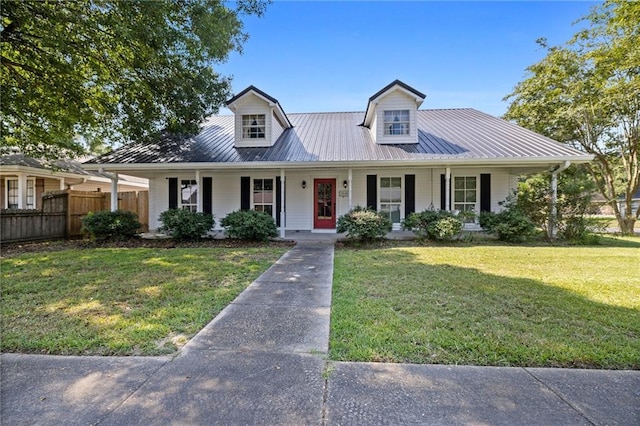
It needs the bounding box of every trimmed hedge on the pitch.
[159,209,214,241]
[220,209,278,241]
[402,209,463,241]
[81,210,141,240]
[336,206,392,241]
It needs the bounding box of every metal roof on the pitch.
[86,109,591,167]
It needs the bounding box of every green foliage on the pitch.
[336,206,392,241]
[81,210,141,240]
[504,0,640,234]
[0,0,268,159]
[402,209,463,241]
[220,209,278,241]
[479,209,537,243]
[513,168,599,241]
[159,209,214,241]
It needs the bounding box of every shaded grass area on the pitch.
[2,247,288,355]
[330,236,640,369]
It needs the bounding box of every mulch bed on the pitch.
[1,237,295,257]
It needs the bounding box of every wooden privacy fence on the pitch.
[1,190,148,243]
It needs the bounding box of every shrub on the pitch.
[81,210,141,240]
[336,206,392,241]
[480,209,537,243]
[402,209,463,241]
[220,209,278,241]
[159,209,214,241]
[514,168,597,241]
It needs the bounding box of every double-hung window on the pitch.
[253,178,273,215]
[453,176,477,221]
[6,178,35,209]
[180,179,198,212]
[242,114,266,139]
[383,110,410,136]
[380,177,402,224]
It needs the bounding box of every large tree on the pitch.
[1,0,267,159]
[504,0,639,234]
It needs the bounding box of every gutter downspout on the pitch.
[280,169,286,239]
[549,161,571,240]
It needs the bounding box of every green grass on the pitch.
[330,236,640,369]
[1,247,287,355]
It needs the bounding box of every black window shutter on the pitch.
[480,174,491,212]
[275,176,283,227]
[203,177,212,214]
[440,174,446,210]
[168,178,178,209]
[366,175,377,210]
[405,174,415,216]
[240,176,251,210]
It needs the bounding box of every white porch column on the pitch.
[110,172,118,212]
[17,173,28,209]
[280,169,286,238]
[59,178,65,190]
[445,167,451,211]
[195,170,202,212]
[348,168,353,210]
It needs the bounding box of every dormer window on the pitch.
[383,110,410,136]
[242,114,266,139]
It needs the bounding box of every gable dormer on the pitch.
[362,80,426,144]
[226,86,292,148]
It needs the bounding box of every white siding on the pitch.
[271,111,285,145]
[233,93,274,148]
[146,167,517,232]
[375,91,418,145]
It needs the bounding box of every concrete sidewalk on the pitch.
[2,241,639,425]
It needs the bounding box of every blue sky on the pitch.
[217,1,596,117]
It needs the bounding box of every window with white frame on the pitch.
[383,110,410,136]
[380,177,402,224]
[6,178,35,209]
[242,114,266,139]
[453,176,477,221]
[253,178,273,215]
[180,179,198,212]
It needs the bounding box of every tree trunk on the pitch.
[618,216,636,235]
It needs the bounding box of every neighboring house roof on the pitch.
[1,154,147,187]
[86,108,591,168]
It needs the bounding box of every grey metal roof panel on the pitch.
[87,109,588,165]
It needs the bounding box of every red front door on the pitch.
[314,179,336,229]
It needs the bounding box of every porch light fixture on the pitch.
[302,180,307,189]
[343,180,348,189]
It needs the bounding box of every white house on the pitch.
[84,80,593,235]
[1,153,148,210]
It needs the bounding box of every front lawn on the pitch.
[330,237,640,369]
[1,246,288,355]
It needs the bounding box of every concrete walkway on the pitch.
[2,241,639,425]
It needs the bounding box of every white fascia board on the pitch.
[83,155,593,174]
[0,165,91,180]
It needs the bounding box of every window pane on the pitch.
[181,180,197,206]
[467,190,476,202]
[7,180,18,208]
[454,178,465,190]
[466,177,477,188]
[454,191,464,203]
[243,114,266,138]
